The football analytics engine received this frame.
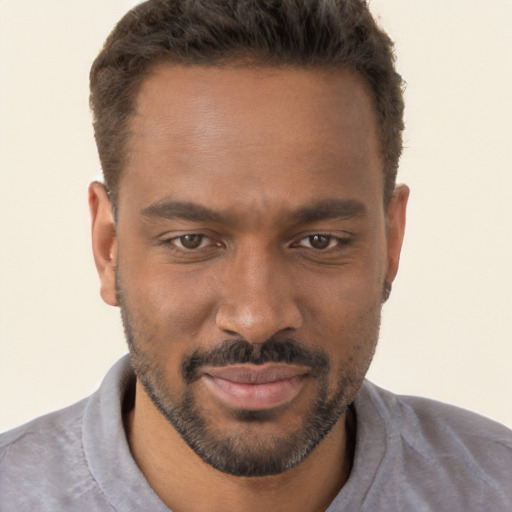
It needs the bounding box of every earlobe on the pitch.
[385,184,410,285]
[88,181,118,307]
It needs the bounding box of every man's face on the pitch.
[92,64,407,476]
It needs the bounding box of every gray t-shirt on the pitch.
[1,356,511,511]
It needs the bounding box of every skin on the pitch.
[89,64,408,512]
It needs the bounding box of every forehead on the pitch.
[120,63,383,216]
[130,63,379,151]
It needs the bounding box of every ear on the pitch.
[88,182,118,307]
[385,184,410,284]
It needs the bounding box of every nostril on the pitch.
[222,329,239,337]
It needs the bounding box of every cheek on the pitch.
[300,264,383,371]
[118,266,218,395]
[300,256,385,331]
[118,255,219,348]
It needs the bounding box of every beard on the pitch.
[117,275,382,477]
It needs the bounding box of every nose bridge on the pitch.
[215,242,302,343]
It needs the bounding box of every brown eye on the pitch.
[178,234,205,249]
[308,235,332,249]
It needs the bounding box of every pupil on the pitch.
[310,235,330,249]
[181,235,203,249]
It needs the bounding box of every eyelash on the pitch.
[293,234,352,250]
[161,233,352,252]
[163,234,219,251]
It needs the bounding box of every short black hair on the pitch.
[90,0,404,206]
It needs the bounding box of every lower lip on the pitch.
[203,374,306,411]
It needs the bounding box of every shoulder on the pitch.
[0,355,136,512]
[0,398,108,511]
[349,381,512,510]
[0,397,87,452]
[0,397,89,480]
[359,380,512,453]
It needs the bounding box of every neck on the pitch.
[125,380,355,512]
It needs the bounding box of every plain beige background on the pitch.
[0,0,511,433]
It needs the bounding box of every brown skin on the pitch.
[89,64,409,512]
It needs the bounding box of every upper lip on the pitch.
[204,364,309,384]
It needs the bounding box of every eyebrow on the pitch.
[140,198,367,225]
[140,200,224,223]
[291,199,367,224]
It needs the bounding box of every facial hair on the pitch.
[117,272,382,477]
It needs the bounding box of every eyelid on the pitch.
[171,234,209,249]
[157,230,352,252]
[301,235,336,249]
[158,231,222,250]
[292,232,353,248]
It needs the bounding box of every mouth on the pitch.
[202,364,309,411]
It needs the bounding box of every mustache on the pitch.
[181,338,330,384]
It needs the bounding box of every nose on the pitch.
[215,247,303,344]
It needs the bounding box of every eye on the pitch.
[158,232,224,262]
[299,234,339,250]
[171,234,210,249]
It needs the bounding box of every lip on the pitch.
[202,364,309,411]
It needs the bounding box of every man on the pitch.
[1,1,511,510]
